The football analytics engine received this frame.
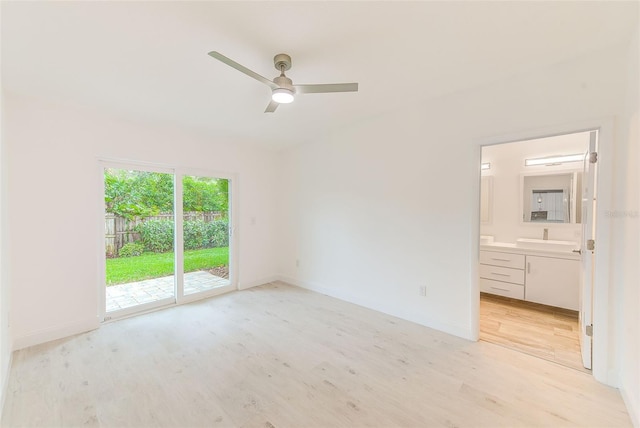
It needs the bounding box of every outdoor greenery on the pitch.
[104,170,229,219]
[183,175,229,213]
[103,170,231,285]
[105,170,173,219]
[106,247,229,285]
[136,218,229,253]
[183,219,229,250]
[118,242,144,257]
[135,219,174,253]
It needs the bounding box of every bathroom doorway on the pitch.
[478,129,597,372]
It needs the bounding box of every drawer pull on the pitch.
[490,258,511,262]
[491,272,511,277]
[490,286,511,292]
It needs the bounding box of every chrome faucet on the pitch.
[543,228,549,240]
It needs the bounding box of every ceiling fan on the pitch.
[208,51,358,113]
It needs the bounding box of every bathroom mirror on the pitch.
[480,176,493,224]
[521,172,581,224]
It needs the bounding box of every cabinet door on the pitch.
[525,256,579,310]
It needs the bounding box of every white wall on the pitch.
[277,41,630,364]
[4,93,279,349]
[615,27,639,427]
[0,0,13,407]
[480,132,589,244]
[0,94,13,411]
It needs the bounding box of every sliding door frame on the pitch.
[97,159,238,322]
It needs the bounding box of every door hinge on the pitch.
[586,324,593,337]
[589,152,598,164]
[587,239,595,251]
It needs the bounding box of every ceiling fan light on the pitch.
[272,88,294,104]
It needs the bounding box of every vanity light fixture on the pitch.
[481,162,491,170]
[524,154,584,167]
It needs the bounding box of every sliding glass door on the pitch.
[104,167,176,315]
[182,175,231,296]
[102,163,233,320]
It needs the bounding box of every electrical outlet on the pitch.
[296,259,300,268]
[419,285,427,296]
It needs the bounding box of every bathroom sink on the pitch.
[516,238,579,251]
[480,235,495,245]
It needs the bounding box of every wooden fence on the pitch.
[105,212,223,257]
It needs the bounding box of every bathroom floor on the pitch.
[479,293,588,372]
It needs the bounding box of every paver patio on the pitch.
[106,270,230,312]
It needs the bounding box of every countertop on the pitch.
[480,242,581,260]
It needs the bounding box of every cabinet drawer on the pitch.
[479,264,525,285]
[480,278,525,299]
[480,251,525,269]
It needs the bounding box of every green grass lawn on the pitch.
[106,247,228,285]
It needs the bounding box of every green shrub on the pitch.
[205,219,229,248]
[184,219,229,249]
[137,219,174,253]
[118,242,145,258]
[184,219,207,250]
[135,218,228,253]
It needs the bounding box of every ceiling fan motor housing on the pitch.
[273,53,292,72]
[273,75,295,92]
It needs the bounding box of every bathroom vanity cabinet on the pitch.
[525,255,579,310]
[479,246,580,311]
[479,251,525,299]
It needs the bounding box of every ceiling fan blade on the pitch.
[294,83,358,94]
[264,100,279,113]
[208,51,277,89]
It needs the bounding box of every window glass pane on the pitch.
[182,175,230,296]
[104,168,175,312]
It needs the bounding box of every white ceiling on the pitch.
[2,1,638,150]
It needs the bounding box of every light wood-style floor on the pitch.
[479,293,587,372]
[2,283,631,427]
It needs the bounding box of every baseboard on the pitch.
[12,278,276,349]
[12,318,100,351]
[237,275,278,291]
[276,275,474,340]
[621,384,640,428]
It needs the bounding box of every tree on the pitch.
[104,169,174,218]
[105,170,228,218]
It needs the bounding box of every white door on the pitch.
[579,131,598,369]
